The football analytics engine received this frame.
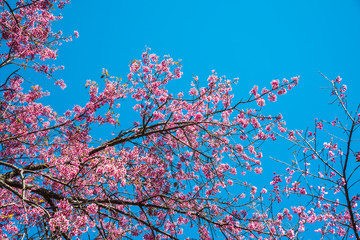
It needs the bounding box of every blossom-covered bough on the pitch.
[0,0,74,88]
[270,74,360,239]
[0,1,359,240]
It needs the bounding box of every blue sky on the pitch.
[42,0,360,158]
[43,0,360,126]
[29,1,360,237]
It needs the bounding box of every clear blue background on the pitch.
[44,0,360,127]
[45,0,360,163]
[31,1,360,238]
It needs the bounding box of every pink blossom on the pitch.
[271,79,279,90]
[55,79,67,89]
[189,87,199,96]
[249,85,258,95]
[250,186,257,195]
[268,92,277,102]
[256,97,265,107]
[335,76,342,83]
[86,204,98,215]
[254,167,262,174]
[277,88,287,95]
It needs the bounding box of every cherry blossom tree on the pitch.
[269,74,360,239]
[0,0,75,88]
[0,1,359,240]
